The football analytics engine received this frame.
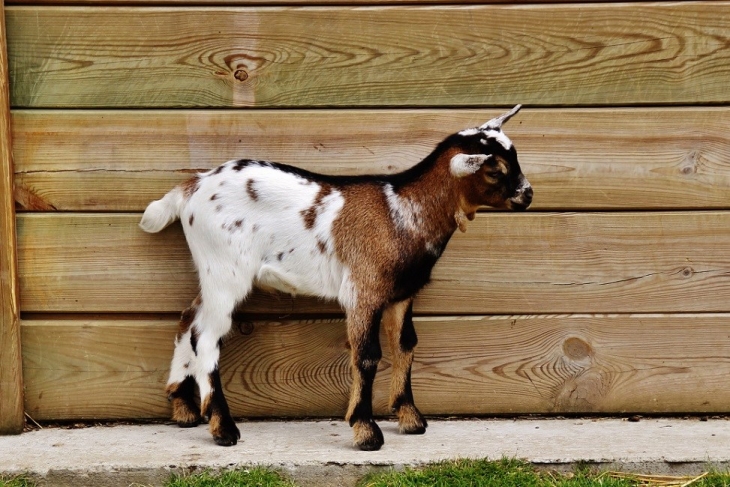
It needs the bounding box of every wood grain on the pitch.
[5,0,615,5]
[16,212,730,315]
[8,3,730,108]
[0,0,24,435]
[21,314,730,420]
[12,108,730,212]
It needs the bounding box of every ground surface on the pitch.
[1,418,729,486]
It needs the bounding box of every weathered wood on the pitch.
[5,0,613,5]
[16,212,730,315]
[13,108,730,212]
[8,3,730,108]
[0,0,24,435]
[21,314,730,420]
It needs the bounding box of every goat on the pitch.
[140,105,532,451]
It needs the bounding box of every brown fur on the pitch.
[246,179,259,201]
[352,419,384,451]
[166,382,201,427]
[383,300,426,434]
[177,294,201,341]
[182,176,200,198]
[301,184,333,230]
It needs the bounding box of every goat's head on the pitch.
[449,105,532,212]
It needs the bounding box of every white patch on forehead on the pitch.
[484,129,513,150]
[384,184,422,233]
[458,127,481,137]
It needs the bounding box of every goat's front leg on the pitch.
[345,306,384,451]
[383,299,427,434]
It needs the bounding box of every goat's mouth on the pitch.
[508,200,530,211]
[507,181,533,211]
[507,193,532,211]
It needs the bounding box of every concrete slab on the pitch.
[1,418,729,486]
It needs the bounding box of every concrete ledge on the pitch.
[2,418,729,486]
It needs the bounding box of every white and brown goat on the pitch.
[140,105,532,451]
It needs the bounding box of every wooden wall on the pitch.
[2,0,730,426]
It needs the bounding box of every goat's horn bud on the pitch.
[481,104,522,130]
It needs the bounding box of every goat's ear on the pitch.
[480,104,522,131]
[450,153,494,177]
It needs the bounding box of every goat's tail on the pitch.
[139,185,186,233]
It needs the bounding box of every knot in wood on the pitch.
[563,337,592,361]
[235,320,254,335]
[233,70,249,82]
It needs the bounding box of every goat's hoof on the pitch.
[171,402,202,428]
[177,418,201,428]
[353,419,384,451]
[397,405,428,435]
[211,419,241,447]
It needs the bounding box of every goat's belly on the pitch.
[254,259,344,300]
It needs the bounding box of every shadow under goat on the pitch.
[139,105,533,451]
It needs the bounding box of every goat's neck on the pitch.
[395,152,465,239]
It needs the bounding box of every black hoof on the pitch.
[212,421,241,447]
[176,418,201,429]
[354,419,384,451]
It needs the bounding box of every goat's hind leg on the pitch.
[192,294,242,446]
[166,297,202,428]
[383,299,427,434]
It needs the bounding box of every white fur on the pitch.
[383,183,423,233]
[484,129,513,150]
[449,153,493,177]
[182,163,349,303]
[141,162,354,389]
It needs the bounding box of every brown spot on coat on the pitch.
[234,219,243,228]
[317,239,327,254]
[210,194,218,201]
[189,214,195,226]
[246,179,259,201]
[182,176,200,198]
[301,184,332,230]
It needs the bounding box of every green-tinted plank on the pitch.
[8,3,730,107]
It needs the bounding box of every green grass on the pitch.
[5,460,730,487]
[166,467,296,487]
[0,476,34,487]
[357,458,730,487]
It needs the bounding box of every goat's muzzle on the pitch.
[508,177,533,211]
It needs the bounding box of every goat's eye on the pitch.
[485,170,503,179]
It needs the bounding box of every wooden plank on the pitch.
[16,212,730,315]
[0,0,24,435]
[5,0,613,5]
[8,3,730,108]
[21,314,730,420]
[13,108,730,212]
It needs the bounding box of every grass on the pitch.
[5,460,730,487]
[357,459,730,487]
[166,467,297,487]
[0,476,34,487]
